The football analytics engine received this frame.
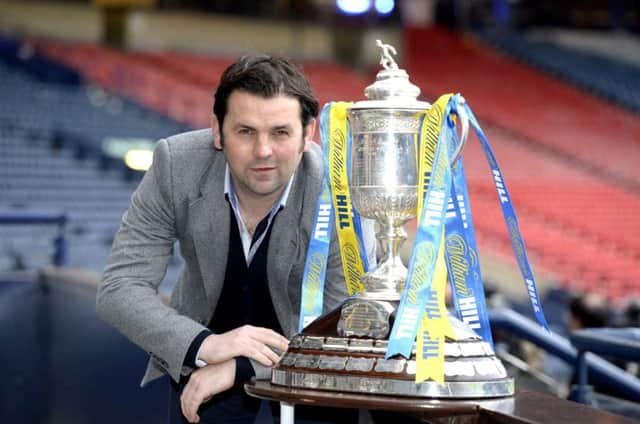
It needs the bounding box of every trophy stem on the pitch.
[361,216,409,301]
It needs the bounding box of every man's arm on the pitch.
[195,325,288,367]
[179,326,289,422]
[96,139,206,383]
[180,360,236,423]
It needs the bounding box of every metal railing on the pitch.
[489,308,640,403]
[0,210,67,266]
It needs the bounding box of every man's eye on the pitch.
[238,128,254,135]
[274,130,289,137]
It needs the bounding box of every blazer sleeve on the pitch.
[96,139,206,383]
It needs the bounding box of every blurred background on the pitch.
[0,0,639,422]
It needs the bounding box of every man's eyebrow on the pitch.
[272,124,293,131]
[232,123,256,130]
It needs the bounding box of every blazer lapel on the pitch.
[267,173,306,337]
[190,156,229,312]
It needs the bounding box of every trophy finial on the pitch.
[361,40,422,103]
[376,39,398,70]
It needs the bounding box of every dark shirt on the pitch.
[184,203,282,386]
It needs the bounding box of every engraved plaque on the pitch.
[444,342,462,357]
[374,358,406,374]
[323,337,349,351]
[474,358,499,376]
[319,355,347,371]
[319,373,338,388]
[300,336,324,350]
[351,115,421,134]
[459,342,485,357]
[338,300,390,339]
[306,373,321,388]
[373,340,388,349]
[457,361,476,377]
[444,360,458,377]
[445,360,479,377]
[280,353,297,367]
[346,357,375,372]
[289,335,304,349]
[359,377,383,392]
[348,338,374,353]
[295,355,320,369]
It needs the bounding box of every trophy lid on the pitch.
[350,40,430,111]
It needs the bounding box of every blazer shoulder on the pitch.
[163,128,215,153]
[302,142,324,181]
[158,129,219,172]
[153,129,222,200]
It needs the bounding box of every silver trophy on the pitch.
[337,40,467,340]
[348,40,468,303]
[271,40,514,399]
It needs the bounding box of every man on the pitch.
[97,55,374,423]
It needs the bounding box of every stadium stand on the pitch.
[404,27,640,188]
[35,39,372,129]
[0,35,184,281]
[4,26,640,303]
[3,24,639,295]
[477,28,640,114]
[401,27,640,303]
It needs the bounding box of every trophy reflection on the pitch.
[271,40,514,399]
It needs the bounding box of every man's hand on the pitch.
[199,325,289,367]
[181,360,235,423]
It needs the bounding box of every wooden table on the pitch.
[245,381,638,423]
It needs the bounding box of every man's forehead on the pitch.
[227,90,300,110]
[225,91,302,127]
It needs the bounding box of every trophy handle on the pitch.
[450,95,469,167]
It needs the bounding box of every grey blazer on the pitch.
[96,129,373,386]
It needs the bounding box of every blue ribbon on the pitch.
[298,173,333,332]
[458,100,550,332]
[443,104,493,344]
[387,94,550,357]
[386,112,453,359]
[298,104,333,331]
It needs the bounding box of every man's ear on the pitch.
[211,115,222,150]
[303,118,317,152]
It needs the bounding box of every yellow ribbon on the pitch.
[416,234,455,383]
[415,94,456,384]
[326,102,366,296]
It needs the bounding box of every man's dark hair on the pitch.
[213,54,318,131]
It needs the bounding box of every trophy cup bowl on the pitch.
[348,108,419,302]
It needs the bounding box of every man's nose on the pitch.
[253,134,273,158]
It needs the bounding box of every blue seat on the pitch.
[476,28,640,113]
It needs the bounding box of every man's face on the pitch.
[213,91,315,203]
